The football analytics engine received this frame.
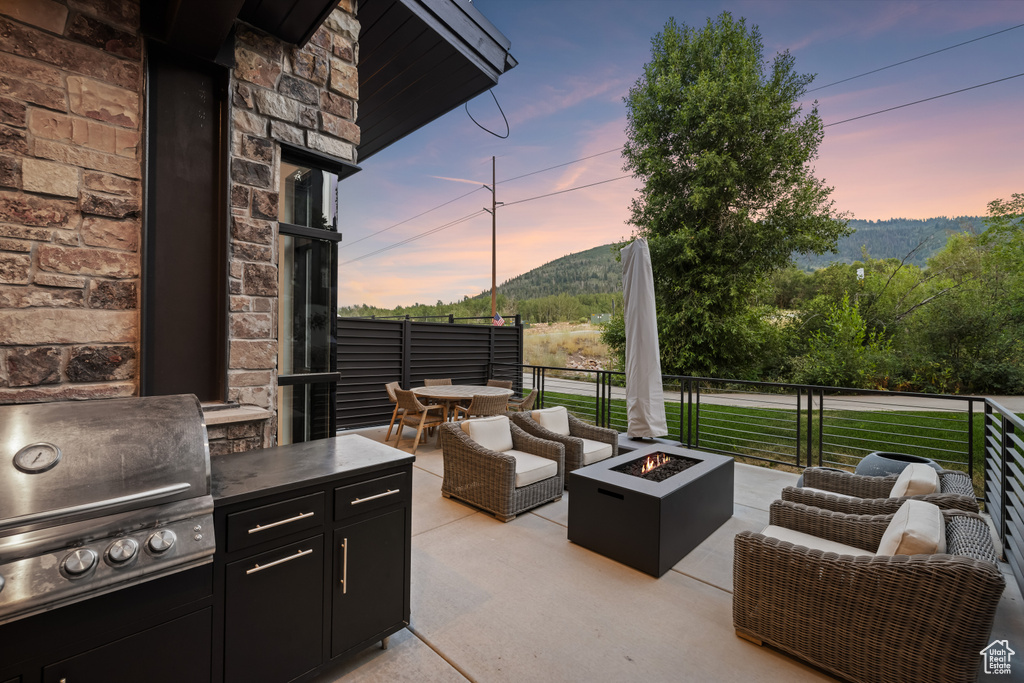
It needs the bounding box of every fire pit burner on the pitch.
[612,452,700,482]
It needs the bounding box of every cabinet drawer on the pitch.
[334,472,408,521]
[226,492,324,553]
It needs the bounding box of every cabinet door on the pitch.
[224,536,323,683]
[332,509,407,658]
[42,608,211,683]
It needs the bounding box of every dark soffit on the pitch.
[356,0,517,160]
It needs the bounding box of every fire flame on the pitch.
[640,453,671,475]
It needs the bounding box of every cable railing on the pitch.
[490,363,980,479]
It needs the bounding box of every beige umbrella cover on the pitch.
[621,239,668,437]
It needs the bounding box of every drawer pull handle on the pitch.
[248,511,315,534]
[351,489,400,505]
[246,548,313,575]
[340,537,349,594]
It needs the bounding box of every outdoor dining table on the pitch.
[412,384,513,421]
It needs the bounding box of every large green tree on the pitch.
[622,13,850,377]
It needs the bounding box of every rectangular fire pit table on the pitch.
[568,444,734,577]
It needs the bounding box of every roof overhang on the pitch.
[356,0,517,160]
[141,0,516,159]
[142,0,340,62]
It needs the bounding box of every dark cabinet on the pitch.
[224,536,324,683]
[332,509,408,657]
[42,608,211,683]
[212,454,412,683]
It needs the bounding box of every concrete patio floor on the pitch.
[314,425,1024,682]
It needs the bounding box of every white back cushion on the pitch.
[461,415,513,452]
[532,406,570,436]
[889,463,941,498]
[876,499,947,556]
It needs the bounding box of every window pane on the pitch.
[280,161,338,231]
[277,383,333,445]
[278,234,333,375]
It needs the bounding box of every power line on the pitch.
[342,174,635,265]
[339,210,487,265]
[498,146,623,185]
[342,147,626,250]
[824,72,1024,127]
[340,186,485,249]
[502,175,634,208]
[808,23,1024,93]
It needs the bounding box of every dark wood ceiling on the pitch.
[142,0,516,160]
[356,0,516,160]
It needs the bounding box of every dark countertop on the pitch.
[211,434,414,507]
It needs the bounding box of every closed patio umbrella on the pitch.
[621,239,668,438]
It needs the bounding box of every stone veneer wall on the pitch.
[0,0,143,403]
[226,1,359,448]
[0,0,360,453]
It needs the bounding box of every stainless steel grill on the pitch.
[0,394,215,625]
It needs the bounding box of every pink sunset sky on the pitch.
[337,0,1024,308]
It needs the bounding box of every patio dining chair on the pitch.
[393,388,445,455]
[506,390,536,413]
[782,463,979,514]
[511,406,617,487]
[453,393,509,420]
[423,378,452,386]
[384,381,405,442]
[485,379,513,389]
[734,499,1005,683]
[439,415,564,522]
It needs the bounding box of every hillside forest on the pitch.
[339,210,1024,394]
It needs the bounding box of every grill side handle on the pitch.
[0,482,191,533]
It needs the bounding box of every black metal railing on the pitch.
[984,400,1024,592]
[490,363,978,475]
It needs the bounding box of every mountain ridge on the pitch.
[476,216,985,301]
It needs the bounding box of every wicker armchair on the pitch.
[423,378,452,386]
[734,500,1005,683]
[453,393,509,420]
[782,466,979,514]
[511,406,617,487]
[440,417,564,522]
[506,391,536,413]
[486,379,513,389]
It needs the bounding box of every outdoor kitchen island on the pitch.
[211,434,413,683]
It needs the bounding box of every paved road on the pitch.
[525,373,1024,414]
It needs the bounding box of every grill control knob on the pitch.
[63,548,98,577]
[107,538,139,564]
[147,530,176,554]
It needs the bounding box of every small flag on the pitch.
[492,313,505,327]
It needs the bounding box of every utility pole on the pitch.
[482,156,503,317]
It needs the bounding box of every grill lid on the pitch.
[0,394,211,535]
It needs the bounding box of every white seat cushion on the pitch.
[802,486,856,500]
[580,438,613,465]
[531,406,570,436]
[762,525,875,557]
[876,499,947,556]
[505,449,558,488]
[461,416,513,453]
[889,463,941,497]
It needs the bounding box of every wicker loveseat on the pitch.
[734,500,1005,683]
[511,406,618,486]
[439,416,564,522]
[782,465,979,514]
